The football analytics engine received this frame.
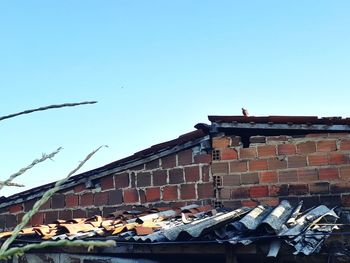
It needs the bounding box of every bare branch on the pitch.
[0,146,104,254]
[0,239,116,259]
[0,101,97,122]
[0,148,62,191]
[0,182,24,187]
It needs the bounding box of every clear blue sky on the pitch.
[0,1,349,196]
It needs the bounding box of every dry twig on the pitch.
[0,148,62,191]
[0,146,104,254]
[0,101,97,122]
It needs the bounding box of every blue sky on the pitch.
[0,1,349,196]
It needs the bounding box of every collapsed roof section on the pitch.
[0,201,339,257]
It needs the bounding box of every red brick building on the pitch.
[1,115,350,230]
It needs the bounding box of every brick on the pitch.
[309,182,329,194]
[45,211,58,224]
[180,184,196,200]
[153,170,167,186]
[230,161,248,173]
[139,189,146,204]
[241,172,259,184]
[80,193,94,206]
[319,168,339,180]
[65,194,79,208]
[169,168,184,184]
[9,204,23,214]
[94,192,109,206]
[197,183,214,199]
[114,172,129,188]
[330,183,350,194]
[305,133,328,138]
[219,188,231,199]
[194,153,211,164]
[185,166,200,182]
[279,170,298,182]
[5,214,17,228]
[24,199,37,212]
[268,158,287,170]
[288,156,307,168]
[178,149,193,165]
[213,136,231,148]
[40,199,51,210]
[137,172,151,187]
[230,136,241,146]
[259,171,278,183]
[277,144,296,155]
[297,168,318,182]
[129,164,145,171]
[340,166,350,180]
[330,153,349,165]
[320,195,341,207]
[51,194,65,209]
[59,210,72,221]
[260,198,279,206]
[123,188,139,203]
[239,148,257,159]
[221,148,238,160]
[317,140,337,152]
[161,154,177,169]
[231,187,250,199]
[269,184,289,197]
[222,174,241,186]
[103,207,117,217]
[211,162,229,174]
[257,145,276,157]
[146,187,161,202]
[202,165,210,182]
[108,189,123,205]
[145,159,160,170]
[222,201,241,209]
[250,136,266,143]
[340,140,350,150]
[308,154,329,166]
[266,136,289,142]
[241,200,259,207]
[296,141,316,154]
[86,208,101,217]
[249,160,268,171]
[30,212,44,226]
[72,209,86,218]
[162,185,178,201]
[74,184,85,193]
[250,186,268,198]
[100,176,114,190]
[289,184,309,195]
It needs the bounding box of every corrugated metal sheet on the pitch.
[0,201,339,257]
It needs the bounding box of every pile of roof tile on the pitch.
[0,201,339,257]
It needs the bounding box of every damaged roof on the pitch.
[0,201,339,257]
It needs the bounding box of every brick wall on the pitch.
[212,133,350,209]
[0,148,212,230]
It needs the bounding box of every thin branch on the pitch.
[0,182,24,187]
[0,239,116,259]
[0,146,105,254]
[0,101,97,122]
[0,148,62,191]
